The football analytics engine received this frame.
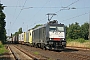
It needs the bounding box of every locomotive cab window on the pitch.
[49,26,56,31]
[57,27,64,31]
[49,26,64,32]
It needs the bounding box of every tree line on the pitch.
[66,22,89,40]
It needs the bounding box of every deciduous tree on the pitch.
[0,4,6,43]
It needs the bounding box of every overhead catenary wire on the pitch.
[30,17,47,27]
[28,0,51,28]
[5,6,23,7]
[21,7,63,10]
[5,6,90,9]
[11,0,80,30]
[61,12,89,22]
[10,0,27,31]
[72,7,90,9]
[6,6,63,8]
[44,0,80,22]
[6,0,20,36]
[15,0,27,20]
[9,0,20,29]
[9,0,85,34]
[27,0,80,29]
[67,0,79,7]
[46,0,80,22]
[55,0,80,13]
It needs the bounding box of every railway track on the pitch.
[61,51,90,60]
[8,45,33,60]
[8,45,46,60]
[15,44,90,60]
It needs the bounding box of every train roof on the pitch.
[33,24,45,31]
[33,23,64,31]
[30,20,64,31]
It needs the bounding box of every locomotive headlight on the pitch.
[62,39,65,40]
[49,38,52,40]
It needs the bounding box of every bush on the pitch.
[0,44,3,48]
[0,41,3,48]
[67,38,73,42]
[76,38,85,43]
[67,38,86,43]
[0,41,8,54]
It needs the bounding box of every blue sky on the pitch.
[1,0,90,36]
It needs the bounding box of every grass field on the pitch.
[67,38,90,48]
[0,41,8,54]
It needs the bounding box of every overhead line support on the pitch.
[46,13,56,21]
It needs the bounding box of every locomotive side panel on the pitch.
[32,29,40,44]
[32,25,47,48]
[39,28,44,43]
[42,27,46,43]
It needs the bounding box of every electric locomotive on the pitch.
[32,20,66,50]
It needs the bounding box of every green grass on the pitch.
[0,41,8,54]
[0,47,7,54]
[67,38,89,43]
[33,51,39,55]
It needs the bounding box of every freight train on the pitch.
[10,20,66,50]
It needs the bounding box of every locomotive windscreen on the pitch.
[57,27,64,31]
[49,26,56,31]
[49,26,64,32]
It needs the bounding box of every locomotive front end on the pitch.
[47,23,66,50]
